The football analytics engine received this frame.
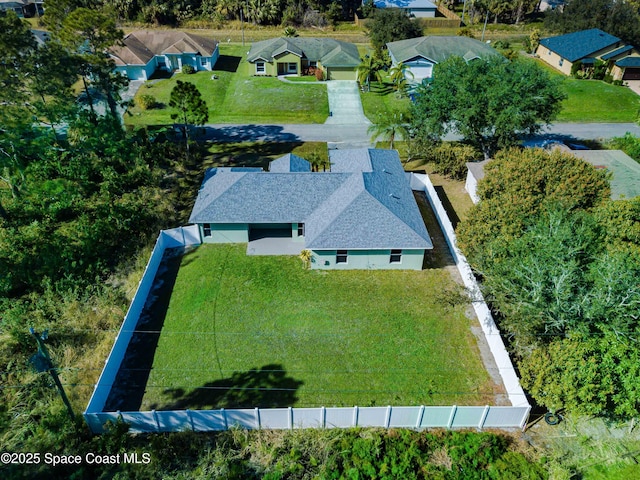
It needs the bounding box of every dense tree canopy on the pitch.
[544,0,640,47]
[411,57,566,159]
[457,147,640,417]
[367,8,423,51]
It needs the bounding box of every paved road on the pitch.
[204,122,640,146]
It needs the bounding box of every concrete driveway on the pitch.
[325,81,371,125]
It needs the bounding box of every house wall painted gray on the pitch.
[200,223,249,243]
[312,249,424,270]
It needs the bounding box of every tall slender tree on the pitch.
[169,81,209,161]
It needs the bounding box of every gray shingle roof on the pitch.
[269,154,311,172]
[538,29,620,63]
[247,37,360,67]
[189,149,432,250]
[386,36,501,65]
[374,0,436,9]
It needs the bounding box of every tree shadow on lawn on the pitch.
[206,141,306,169]
[103,246,198,412]
[152,364,304,410]
[214,54,242,73]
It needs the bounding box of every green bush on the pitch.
[424,142,481,180]
[182,64,195,74]
[604,74,613,83]
[135,94,156,110]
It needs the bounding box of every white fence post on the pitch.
[478,405,490,430]
[288,407,293,430]
[385,406,392,428]
[153,409,160,432]
[222,408,228,429]
[416,405,425,428]
[255,407,261,429]
[353,406,359,427]
[447,405,457,429]
[187,409,195,431]
[321,406,326,428]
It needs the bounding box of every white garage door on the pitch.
[408,65,433,81]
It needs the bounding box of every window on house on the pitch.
[200,57,207,66]
[256,62,265,74]
[559,58,564,67]
[203,223,212,237]
[288,63,297,73]
[336,250,348,264]
[309,61,317,67]
[390,249,402,263]
[297,223,305,236]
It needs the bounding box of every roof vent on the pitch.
[382,168,392,174]
[389,193,400,199]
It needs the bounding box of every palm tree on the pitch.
[389,62,414,95]
[367,111,412,150]
[357,55,383,92]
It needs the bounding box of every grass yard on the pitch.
[125,44,329,127]
[360,81,412,122]
[140,244,495,410]
[527,58,640,122]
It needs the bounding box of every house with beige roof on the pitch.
[109,31,219,80]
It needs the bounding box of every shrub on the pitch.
[182,64,195,74]
[603,74,613,83]
[613,79,623,86]
[423,142,481,180]
[283,26,297,37]
[135,94,156,110]
[457,27,475,38]
[315,67,325,81]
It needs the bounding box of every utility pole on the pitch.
[29,328,76,422]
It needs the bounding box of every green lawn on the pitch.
[125,44,329,127]
[528,58,640,122]
[141,244,495,410]
[360,81,412,122]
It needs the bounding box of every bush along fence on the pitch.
[84,175,531,434]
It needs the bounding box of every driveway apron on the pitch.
[325,81,371,125]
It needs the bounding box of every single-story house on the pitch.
[465,148,640,203]
[189,149,433,270]
[246,37,360,80]
[536,29,640,80]
[0,0,37,17]
[386,36,503,82]
[373,0,437,17]
[109,31,219,81]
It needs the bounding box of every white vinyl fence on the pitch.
[85,179,531,434]
[84,405,531,434]
[84,226,201,417]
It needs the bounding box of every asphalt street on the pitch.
[204,122,640,147]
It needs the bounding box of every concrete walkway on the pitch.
[325,81,371,125]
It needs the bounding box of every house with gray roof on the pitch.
[536,29,640,80]
[373,0,437,17]
[189,149,433,270]
[109,31,219,80]
[246,37,360,80]
[386,36,502,82]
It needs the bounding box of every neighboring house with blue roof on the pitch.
[109,31,219,80]
[536,29,640,80]
[386,36,502,82]
[246,37,360,80]
[189,149,433,270]
[373,0,437,17]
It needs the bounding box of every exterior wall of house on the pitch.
[536,45,573,75]
[326,66,357,80]
[292,223,305,242]
[408,8,436,17]
[611,64,624,81]
[200,223,248,243]
[311,249,425,270]
[273,52,302,75]
[465,170,480,204]
[404,59,434,81]
[114,61,157,80]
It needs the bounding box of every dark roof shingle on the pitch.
[538,29,620,62]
